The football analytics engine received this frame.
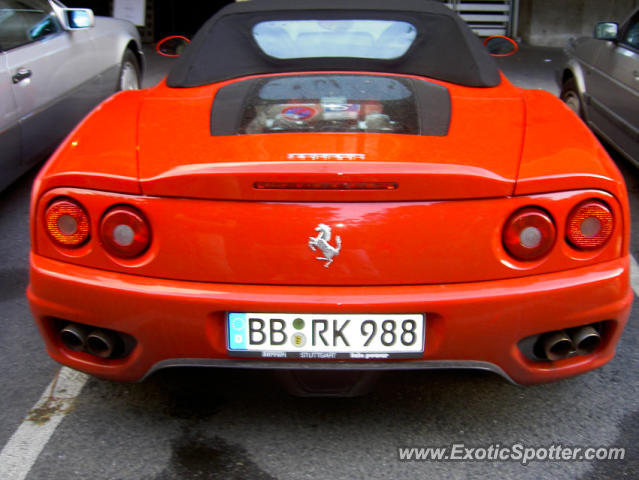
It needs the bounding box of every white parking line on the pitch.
[0,367,88,480]
[630,254,639,297]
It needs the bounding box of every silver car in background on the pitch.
[560,7,639,166]
[0,0,143,191]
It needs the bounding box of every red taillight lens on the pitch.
[503,208,556,260]
[45,199,90,247]
[99,206,151,258]
[566,200,613,250]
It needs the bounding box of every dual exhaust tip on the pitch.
[60,323,118,359]
[538,325,602,361]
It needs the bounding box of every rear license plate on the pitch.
[227,313,425,359]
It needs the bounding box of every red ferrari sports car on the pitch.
[28,0,632,392]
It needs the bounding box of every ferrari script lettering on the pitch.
[287,153,366,160]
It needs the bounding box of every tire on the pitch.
[117,50,141,91]
[560,77,583,119]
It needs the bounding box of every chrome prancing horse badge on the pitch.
[308,224,341,268]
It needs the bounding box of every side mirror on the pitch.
[595,22,618,40]
[156,36,191,57]
[57,8,94,30]
[483,36,518,57]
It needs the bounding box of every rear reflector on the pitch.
[45,199,90,247]
[100,206,151,258]
[254,181,397,190]
[503,207,556,260]
[566,200,613,250]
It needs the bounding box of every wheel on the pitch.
[560,77,583,118]
[117,50,140,91]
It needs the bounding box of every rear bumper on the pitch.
[28,253,633,384]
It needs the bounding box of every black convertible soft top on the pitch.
[167,0,501,88]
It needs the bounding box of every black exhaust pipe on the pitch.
[60,324,88,352]
[540,331,574,361]
[571,325,601,355]
[86,330,116,358]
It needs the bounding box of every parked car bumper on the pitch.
[28,253,632,385]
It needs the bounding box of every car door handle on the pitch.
[12,68,32,84]
[633,71,639,81]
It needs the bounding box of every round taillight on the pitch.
[566,200,613,250]
[503,207,556,260]
[45,199,90,247]
[100,206,151,258]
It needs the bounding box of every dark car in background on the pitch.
[560,7,639,166]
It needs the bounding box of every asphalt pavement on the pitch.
[1,44,639,480]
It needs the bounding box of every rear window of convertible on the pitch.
[252,20,418,60]
[167,4,501,88]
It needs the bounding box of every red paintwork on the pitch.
[137,75,525,201]
[28,254,632,385]
[28,70,633,385]
[32,187,625,286]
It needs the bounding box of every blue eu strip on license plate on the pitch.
[227,313,425,359]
